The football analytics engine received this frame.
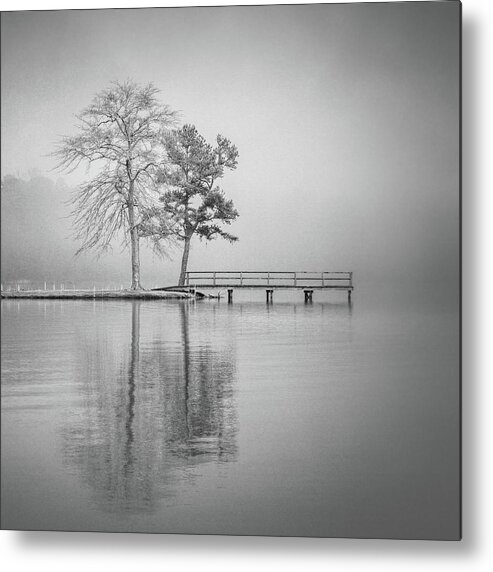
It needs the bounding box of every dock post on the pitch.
[266,289,273,304]
[348,290,352,303]
[227,289,233,304]
[304,290,313,303]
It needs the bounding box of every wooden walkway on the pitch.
[184,271,354,303]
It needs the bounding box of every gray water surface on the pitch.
[1,296,460,538]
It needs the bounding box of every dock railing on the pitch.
[185,271,353,290]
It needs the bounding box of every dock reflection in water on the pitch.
[61,302,238,515]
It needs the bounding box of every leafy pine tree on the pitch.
[143,125,239,286]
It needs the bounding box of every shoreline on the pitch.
[0,289,194,300]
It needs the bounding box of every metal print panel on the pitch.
[0,1,461,539]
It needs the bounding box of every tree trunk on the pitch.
[125,301,140,471]
[128,180,142,290]
[178,236,191,287]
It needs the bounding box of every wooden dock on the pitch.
[184,271,354,303]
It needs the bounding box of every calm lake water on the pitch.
[1,292,460,538]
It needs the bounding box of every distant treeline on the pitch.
[1,175,132,284]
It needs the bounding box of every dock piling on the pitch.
[227,289,233,304]
[304,290,313,303]
[266,289,274,304]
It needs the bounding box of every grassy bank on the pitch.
[0,289,193,300]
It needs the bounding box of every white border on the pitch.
[2,1,493,571]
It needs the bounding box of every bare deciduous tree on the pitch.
[54,80,177,290]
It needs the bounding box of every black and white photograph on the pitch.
[1,1,461,541]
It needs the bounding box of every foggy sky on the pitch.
[1,3,460,294]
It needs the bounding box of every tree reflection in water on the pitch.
[62,301,238,514]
